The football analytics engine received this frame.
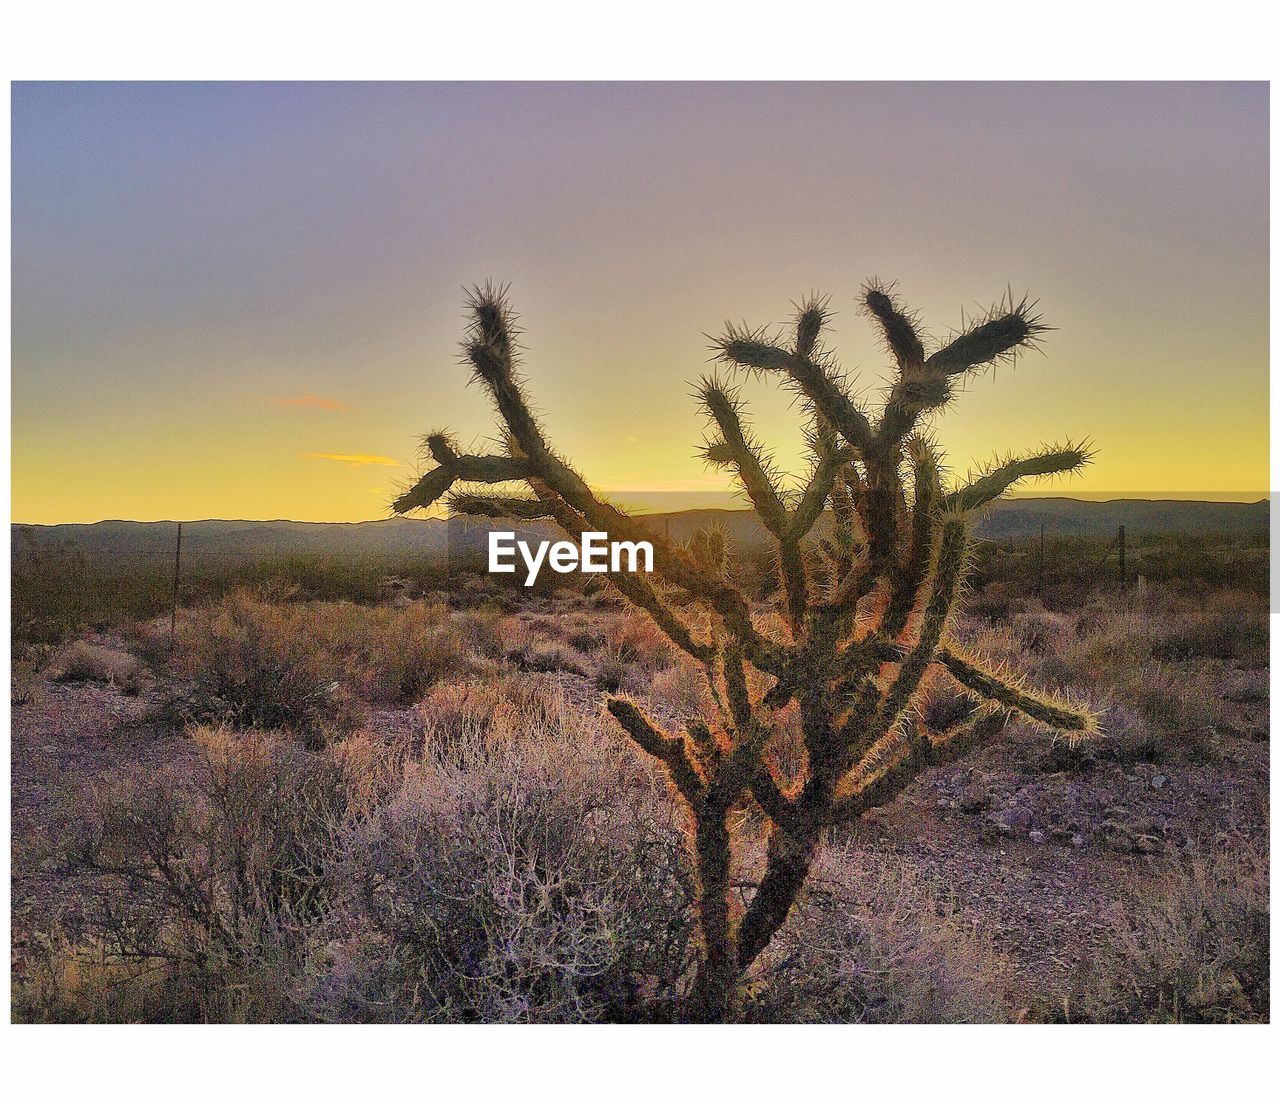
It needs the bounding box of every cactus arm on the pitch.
[924,296,1049,376]
[793,294,830,358]
[393,467,458,514]
[788,434,853,542]
[708,642,800,828]
[700,380,788,537]
[881,438,943,638]
[525,483,715,664]
[609,570,715,664]
[864,281,955,447]
[701,379,817,631]
[927,703,1012,762]
[935,647,1098,734]
[463,290,783,669]
[782,351,877,453]
[715,329,876,452]
[747,763,796,830]
[392,441,529,515]
[684,678,794,828]
[446,493,555,520]
[838,513,967,766]
[607,698,705,803]
[828,707,1011,826]
[944,444,1091,512]
[827,721,933,826]
[685,718,723,770]
[862,280,926,372]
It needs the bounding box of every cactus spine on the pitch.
[393,280,1097,1021]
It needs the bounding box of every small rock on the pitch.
[1029,830,1047,845]
[1151,774,1167,790]
[1070,833,1085,848]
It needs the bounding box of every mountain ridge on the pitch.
[12,498,1268,563]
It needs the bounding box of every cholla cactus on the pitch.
[393,280,1097,1020]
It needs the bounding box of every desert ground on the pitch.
[9,528,1270,1023]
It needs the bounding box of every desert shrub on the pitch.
[48,641,144,694]
[1009,604,1074,655]
[122,617,179,669]
[10,523,460,648]
[756,844,1022,1023]
[12,929,203,1024]
[32,684,1016,1023]
[171,590,485,740]
[1072,846,1269,1023]
[345,600,478,702]
[319,680,693,1022]
[1027,596,1232,755]
[1151,589,1267,664]
[329,741,689,1021]
[1047,603,1153,684]
[450,604,507,659]
[416,679,535,766]
[54,727,358,1021]
[417,675,598,766]
[966,581,1019,622]
[507,638,589,676]
[11,532,174,646]
[593,612,676,694]
[11,648,47,707]
[1115,661,1227,745]
[349,681,697,1022]
[567,625,606,652]
[173,590,359,743]
[1095,703,1161,764]
[647,659,716,724]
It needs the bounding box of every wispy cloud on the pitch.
[271,394,348,411]
[308,453,400,468]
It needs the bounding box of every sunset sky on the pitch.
[11,82,1268,524]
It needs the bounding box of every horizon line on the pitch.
[10,493,1272,528]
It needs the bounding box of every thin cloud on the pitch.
[271,394,349,411]
[308,453,400,468]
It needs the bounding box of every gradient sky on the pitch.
[11,82,1269,524]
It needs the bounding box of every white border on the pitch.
[2,2,1275,1099]
[0,2,1276,80]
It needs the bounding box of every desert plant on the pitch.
[391,280,1098,1020]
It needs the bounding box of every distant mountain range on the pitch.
[12,498,1268,564]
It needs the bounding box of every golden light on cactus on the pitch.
[392,278,1099,1020]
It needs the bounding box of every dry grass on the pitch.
[755,844,1024,1023]
[48,641,144,694]
[958,583,1266,760]
[1069,846,1269,1023]
[161,589,503,743]
[13,575,1269,1023]
[18,686,695,1023]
